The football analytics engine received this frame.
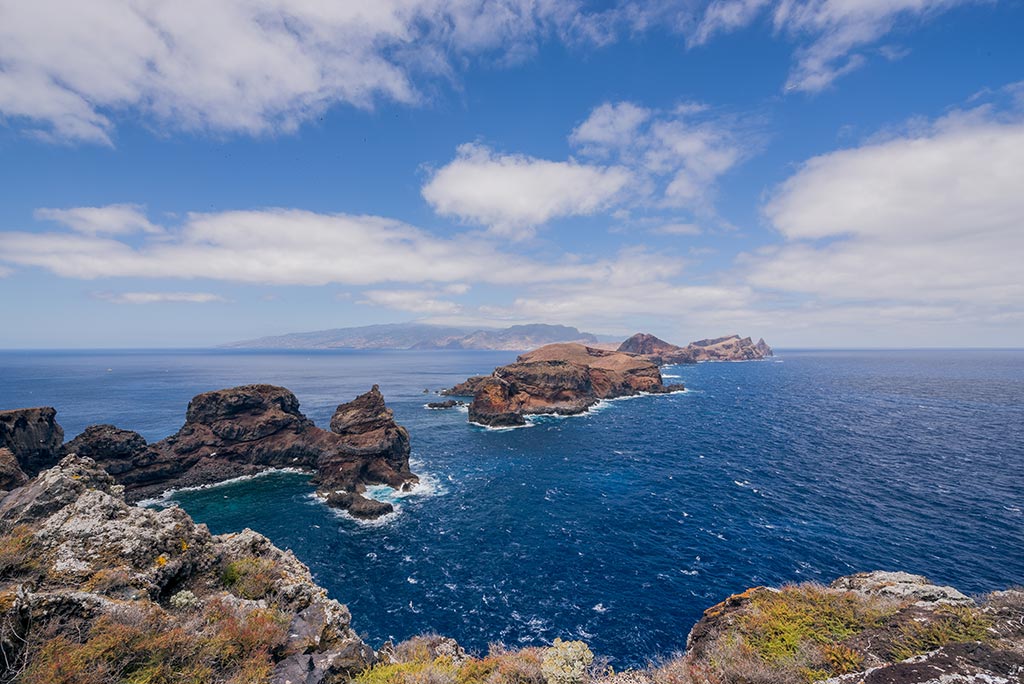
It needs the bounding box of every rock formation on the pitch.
[618,332,773,364]
[7,384,417,519]
[676,570,1023,684]
[0,407,64,480]
[447,343,685,427]
[0,455,374,684]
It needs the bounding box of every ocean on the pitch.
[1,348,1022,665]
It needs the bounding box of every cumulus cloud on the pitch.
[747,105,1024,320]
[95,291,226,304]
[0,0,590,144]
[0,205,610,286]
[421,143,633,238]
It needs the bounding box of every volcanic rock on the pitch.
[618,332,773,364]
[426,400,465,409]
[0,407,64,476]
[46,384,417,519]
[460,343,683,427]
[0,455,374,683]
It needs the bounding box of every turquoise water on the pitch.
[1,349,1022,664]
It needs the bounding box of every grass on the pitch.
[0,525,41,578]
[888,604,992,661]
[17,600,288,684]
[353,643,546,684]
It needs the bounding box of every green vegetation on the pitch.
[888,604,992,661]
[353,643,547,684]
[221,556,280,600]
[0,525,40,577]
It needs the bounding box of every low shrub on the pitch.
[888,604,992,661]
[541,639,594,684]
[221,556,280,600]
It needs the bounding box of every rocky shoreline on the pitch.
[1,457,1020,684]
[0,384,417,520]
[441,332,771,428]
[444,343,686,427]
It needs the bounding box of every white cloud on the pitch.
[360,289,463,315]
[0,205,611,286]
[0,0,588,144]
[574,100,754,212]
[569,102,651,155]
[747,106,1024,318]
[95,291,225,304]
[685,0,979,92]
[35,204,162,235]
[421,143,633,238]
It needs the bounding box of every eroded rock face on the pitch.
[617,332,773,364]
[0,448,28,492]
[0,456,374,683]
[46,384,416,519]
[459,343,684,427]
[0,407,64,476]
[831,570,974,606]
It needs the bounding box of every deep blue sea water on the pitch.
[1,349,1022,665]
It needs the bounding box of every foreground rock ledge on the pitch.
[0,455,375,684]
[1,384,417,519]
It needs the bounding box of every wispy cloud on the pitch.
[95,291,226,304]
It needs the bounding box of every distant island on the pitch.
[224,322,619,351]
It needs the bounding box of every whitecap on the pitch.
[592,603,608,613]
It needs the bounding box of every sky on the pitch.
[0,0,1022,348]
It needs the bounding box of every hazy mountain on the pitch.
[223,323,616,351]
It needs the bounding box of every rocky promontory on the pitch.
[618,332,773,364]
[0,455,375,683]
[447,343,685,427]
[1,384,417,519]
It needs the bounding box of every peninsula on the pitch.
[442,333,772,426]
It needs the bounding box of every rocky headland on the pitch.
[0,384,416,519]
[618,332,773,364]
[1,459,1019,684]
[0,455,374,684]
[444,343,685,427]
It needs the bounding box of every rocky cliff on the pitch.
[447,343,684,427]
[4,384,417,519]
[618,332,773,364]
[0,455,374,684]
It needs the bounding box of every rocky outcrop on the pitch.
[426,400,465,409]
[440,375,491,397]
[28,384,417,519]
[0,455,374,683]
[617,332,773,364]
[677,571,1023,684]
[0,407,64,477]
[456,343,685,427]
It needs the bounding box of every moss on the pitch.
[221,556,280,600]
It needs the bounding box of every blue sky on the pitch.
[0,0,1022,348]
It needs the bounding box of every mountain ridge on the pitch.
[223,322,618,351]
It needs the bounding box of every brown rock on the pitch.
[463,343,683,427]
[0,447,28,491]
